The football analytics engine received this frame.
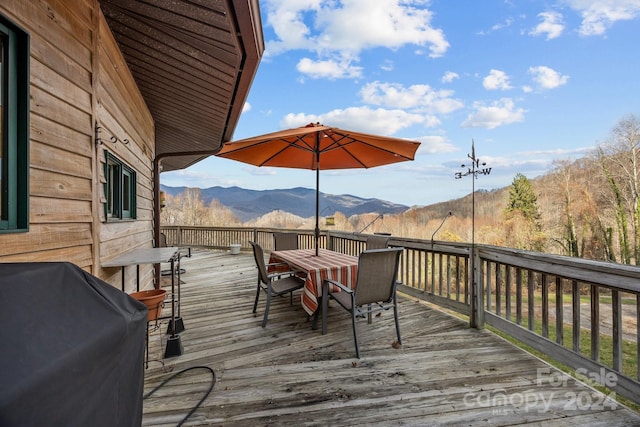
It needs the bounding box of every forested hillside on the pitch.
[161,115,640,265]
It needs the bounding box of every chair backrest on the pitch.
[249,241,270,284]
[159,232,168,248]
[366,234,389,250]
[354,247,403,306]
[273,232,298,251]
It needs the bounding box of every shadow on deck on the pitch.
[142,250,640,426]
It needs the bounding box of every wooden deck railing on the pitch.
[160,225,640,403]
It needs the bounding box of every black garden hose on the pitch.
[143,366,216,426]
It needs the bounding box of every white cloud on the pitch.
[160,169,241,189]
[477,17,515,35]
[242,102,251,113]
[264,0,449,79]
[296,57,363,79]
[249,167,278,176]
[441,71,459,83]
[359,81,464,115]
[415,135,458,155]
[461,98,526,129]
[422,116,442,127]
[491,17,515,32]
[483,69,513,90]
[468,155,553,178]
[280,106,426,135]
[530,11,565,39]
[380,59,394,72]
[564,0,640,36]
[315,0,448,56]
[528,65,570,89]
[518,146,594,157]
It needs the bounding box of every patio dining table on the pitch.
[269,248,359,316]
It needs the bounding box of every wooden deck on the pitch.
[142,250,640,426]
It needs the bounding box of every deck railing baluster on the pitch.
[542,273,549,338]
[555,276,563,346]
[591,284,600,362]
[612,290,622,372]
[572,280,580,353]
[516,267,522,325]
[495,263,502,316]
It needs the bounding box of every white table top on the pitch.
[102,247,179,267]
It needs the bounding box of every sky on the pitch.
[160,0,640,208]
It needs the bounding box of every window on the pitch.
[0,16,29,233]
[104,151,136,220]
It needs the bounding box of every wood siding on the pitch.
[0,0,155,291]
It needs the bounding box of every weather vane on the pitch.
[454,139,491,249]
[454,139,491,329]
[455,140,492,180]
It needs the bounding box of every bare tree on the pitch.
[597,114,640,264]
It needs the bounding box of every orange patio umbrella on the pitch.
[216,123,421,255]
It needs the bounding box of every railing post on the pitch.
[326,231,334,251]
[470,245,484,329]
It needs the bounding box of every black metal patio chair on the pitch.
[273,232,299,251]
[321,247,403,358]
[366,234,390,249]
[250,241,305,327]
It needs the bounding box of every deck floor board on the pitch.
[142,250,640,426]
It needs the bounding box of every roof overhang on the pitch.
[98,0,264,172]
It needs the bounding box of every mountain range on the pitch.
[160,185,410,221]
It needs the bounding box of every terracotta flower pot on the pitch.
[130,289,166,321]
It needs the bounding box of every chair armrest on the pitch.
[266,262,288,269]
[268,268,305,280]
[323,278,353,294]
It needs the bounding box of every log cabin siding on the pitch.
[0,0,156,291]
[95,7,155,291]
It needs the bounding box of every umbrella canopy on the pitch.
[216,123,421,254]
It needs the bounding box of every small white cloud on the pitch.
[242,102,251,113]
[249,167,277,176]
[492,17,515,31]
[415,135,458,155]
[478,17,515,35]
[565,0,640,36]
[442,71,460,83]
[423,116,442,128]
[530,11,565,39]
[528,65,569,89]
[359,81,464,115]
[519,146,594,157]
[380,60,394,72]
[483,69,513,91]
[462,98,526,129]
[296,57,363,79]
[522,85,533,93]
[281,106,425,135]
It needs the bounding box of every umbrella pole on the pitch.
[315,163,320,257]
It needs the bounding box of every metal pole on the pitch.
[454,140,491,329]
[471,161,476,328]
[315,165,320,256]
[315,134,320,256]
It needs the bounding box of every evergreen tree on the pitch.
[504,173,545,251]
[506,173,541,226]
